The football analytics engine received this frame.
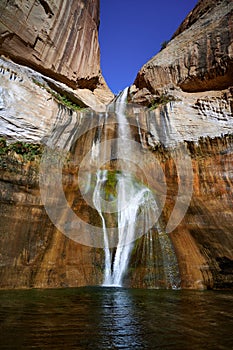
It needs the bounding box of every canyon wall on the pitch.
[0,0,109,289]
[0,0,100,88]
[0,99,232,290]
[128,0,233,289]
[0,0,232,290]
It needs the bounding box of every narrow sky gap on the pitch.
[99,0,198,94]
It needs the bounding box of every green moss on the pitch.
[0,137,7,153]
[51,92,85,111]
[131,237,141,257]
[104,170,120,199]
[32,78,44,89]
[32,78,85,111]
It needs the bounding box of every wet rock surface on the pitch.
[0,108,232,289]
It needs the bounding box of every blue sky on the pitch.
[99,0,198,94]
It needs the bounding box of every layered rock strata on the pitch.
[0,0,112,288]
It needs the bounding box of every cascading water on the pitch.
[105,89,156,286]
[90,88,180,288]
[111,176,156,286]
[38,79,180,288]
[92,170,112,284]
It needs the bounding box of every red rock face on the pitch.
[0,116,232,290]
[125,131,233,290]
[0,148,104,289]
[128,0,233,289]
[0,0,102,90]
[167,137,233,289]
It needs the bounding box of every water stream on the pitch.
[90,88,180,287]
[38,82,181,289]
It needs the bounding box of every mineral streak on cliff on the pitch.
[0,105,232,290]
[0,0,112,288]
[0,0,99,89]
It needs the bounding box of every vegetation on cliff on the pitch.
[32,79,86,112]
[0,138,43,162]
[148,94,176,110]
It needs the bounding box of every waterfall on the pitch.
[90,88,168,287]
[38,79,180,288]
[84,87,180,288]
[108,88,154,286]
[111,175,155,286]
[92,170,112,285]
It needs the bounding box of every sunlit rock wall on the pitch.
[132,0,233,96]
[0,0,100,89]
[0,0,113,111]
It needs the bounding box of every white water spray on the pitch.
[101,88,157,286]
[91,88,179,288]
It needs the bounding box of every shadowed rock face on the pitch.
[166,137,233,290]
[127,137,233,290]
[0,111,232,290]
[0,129,104,289]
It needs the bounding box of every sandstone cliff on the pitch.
[0,0,113,111]
[0,0,111,288]
[0,100,232,290]
[131,0,233,98]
